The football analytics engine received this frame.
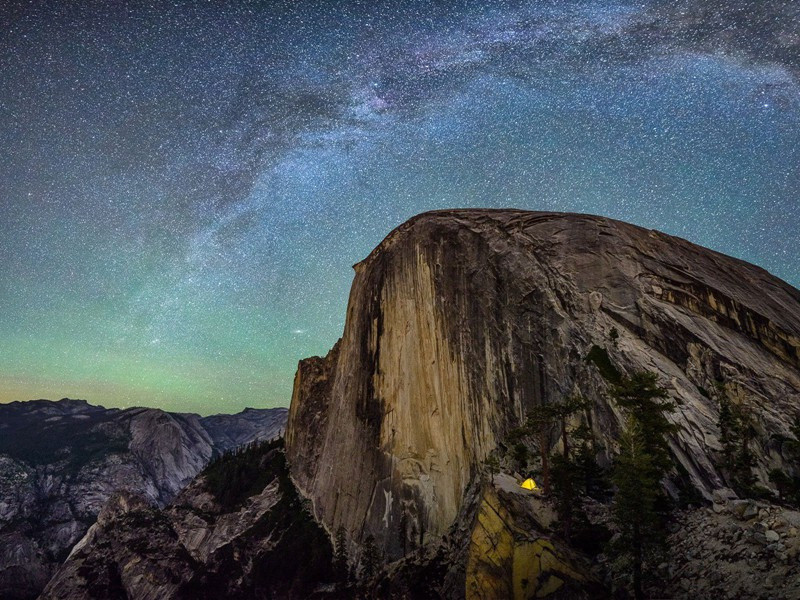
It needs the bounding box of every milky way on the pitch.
[1,0,798,413]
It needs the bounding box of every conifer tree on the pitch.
[611,372,676,475]
[715,384,758,494]
[525,405,555,494]
[485,450,500,484]
[552,394,590,460]
[511,441,529,471]
[333,526,349,582]
[609,372,674,599]
[717,388,738,474]
[731,401,757,493]
[512,396,589,496]
[548,395,592,539]
[611,418,660,600]
[573,422,607,499]
[505,425,530,472]
[769,468,792,501]
[767,414,800,506]
[361,535,380,580]
[550,452,580,540]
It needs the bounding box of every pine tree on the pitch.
[505,426,526,472]
[611,418,660,600]
[717,388,738,474]
[573,422,607,499]
[609,372,675,599]
[769,468,792,501]
[360,534,380,580]
[716,384,758,495]
[333,526,349,582]
[548,395,593,540]
[765,414,800,506]
[611,372,676,475]
[552,395,590,460]
[550,452,580,541]
[731,400,757,493]
[511,441,529,471]
[485,450,500,484]
[513,396,600,503]
[525,405,555,495]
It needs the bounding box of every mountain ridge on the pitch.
[0,398,287,600]
[33,210,800,599]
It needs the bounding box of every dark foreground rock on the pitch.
[39,439,336,600]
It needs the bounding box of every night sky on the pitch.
[1,1,798,414]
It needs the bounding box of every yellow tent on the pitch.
[520,478,537,490]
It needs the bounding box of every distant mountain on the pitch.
[0,398,287,600]
[201,407,288,453]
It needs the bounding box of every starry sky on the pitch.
[1,0,798,415]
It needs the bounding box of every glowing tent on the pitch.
[520,478,537,490]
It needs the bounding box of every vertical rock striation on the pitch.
[286,209,800,561]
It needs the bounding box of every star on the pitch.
[0,0,797,413]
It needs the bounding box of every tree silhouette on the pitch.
[485,450,500,485]
[360,534,381,580]
[333,526,349,582]
[611,372,676,475]
[716,383,758,495]
[611,418,660,600]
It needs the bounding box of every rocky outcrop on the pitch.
[286,209,800,564]
[39,489,202,600]
[200,407,288,453]
[465,475,596,599]
[0,399,286,600]
[39,440,335,600]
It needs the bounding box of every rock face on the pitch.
[0,399,287,600]
[464,475,596,599]
[27,210,800,599]
[286,209,800,562]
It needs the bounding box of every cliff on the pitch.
[286,209,800,566]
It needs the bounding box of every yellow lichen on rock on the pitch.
[513,538,584,599]
[466,487,516,599]
[466,487,584,600]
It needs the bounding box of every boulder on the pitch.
[713,488,738,504]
